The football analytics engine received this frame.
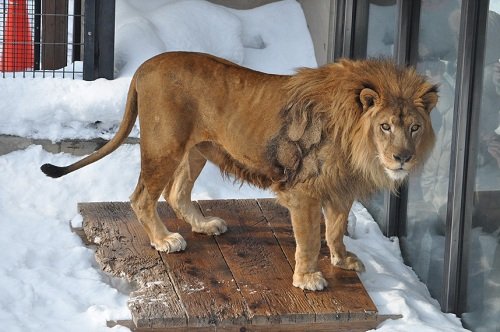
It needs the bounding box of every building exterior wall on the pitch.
[298,0,332,66]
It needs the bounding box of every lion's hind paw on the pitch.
[293,271,328,291]
[151,232,187,253]
[331,251,365,272]
[192,217,227,236]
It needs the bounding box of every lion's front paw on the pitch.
[293,271,327,291]
[151,232,187,253]
[331,251,365,272]
[192,217,227,236]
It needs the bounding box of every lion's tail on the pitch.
[40,75,139,178]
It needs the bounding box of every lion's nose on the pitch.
[393,152,412,164]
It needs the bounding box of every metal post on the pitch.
[442,0,488,314]
[330,0,359,61]
[382,0,421,237]
[394,0,420,65]
[342,0,356,58]
[330,0,346,61]
[83,0,115,80]
[352,0,369,59]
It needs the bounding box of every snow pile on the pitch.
[115,0,245,77]
[0,0,468,331]
[348,204,467,331]
[114,0,316,76]
[0,145,268,331]
[0,146,135,332]
[0,78,132,141]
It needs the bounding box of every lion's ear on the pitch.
[421,84,439,113]
[359,88,379,111]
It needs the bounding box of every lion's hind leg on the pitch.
[164,147,227,236]
[130,153,187,253]
[323,203,365,272]
[131,174,187,253]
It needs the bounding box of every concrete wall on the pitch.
[298,0,332,66]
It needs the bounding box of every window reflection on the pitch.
[366,0,396,57]
[402,0,461,303]
[461,7,500,331]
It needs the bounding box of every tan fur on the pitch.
[41,52,437,291]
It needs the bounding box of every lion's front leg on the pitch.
[323,202,365,272]
[280,192,327,291]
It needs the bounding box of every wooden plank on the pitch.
[110,315,398,332]
[79,202,187,328]
[197,199,315,325]
[256,198,378,322]
[80,200,386,331]
[156,203,249,327]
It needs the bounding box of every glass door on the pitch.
[401,0,462,302]
[460,2,500,330]
[357,0,397,232]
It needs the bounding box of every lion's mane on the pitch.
[266,59,437,206]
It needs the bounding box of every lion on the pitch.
[41,52,437,291]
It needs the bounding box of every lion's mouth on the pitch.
[384,168,409,181]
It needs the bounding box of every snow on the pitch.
[0,0,467,331]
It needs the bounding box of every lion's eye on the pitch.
[381,123,391,132]
[410,124,421,133]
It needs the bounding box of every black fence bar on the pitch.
[34,0,41,70]
[72,0,81,62]
[83,0,115,81]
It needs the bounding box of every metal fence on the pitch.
[0,0,85,79]
[0,0,84,79]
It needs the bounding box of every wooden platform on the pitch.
[79,199,393,331]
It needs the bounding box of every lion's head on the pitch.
[356,83,437,182]
[276,58,438,192]
[348,60,438,188]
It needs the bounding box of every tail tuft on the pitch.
[40,163,67,178]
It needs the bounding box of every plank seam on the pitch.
[194,200,253,323]
[256,199,340,323]
[157,245,190,324]
[255,199,295,272]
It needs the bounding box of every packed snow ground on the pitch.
[0,1,468,331]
